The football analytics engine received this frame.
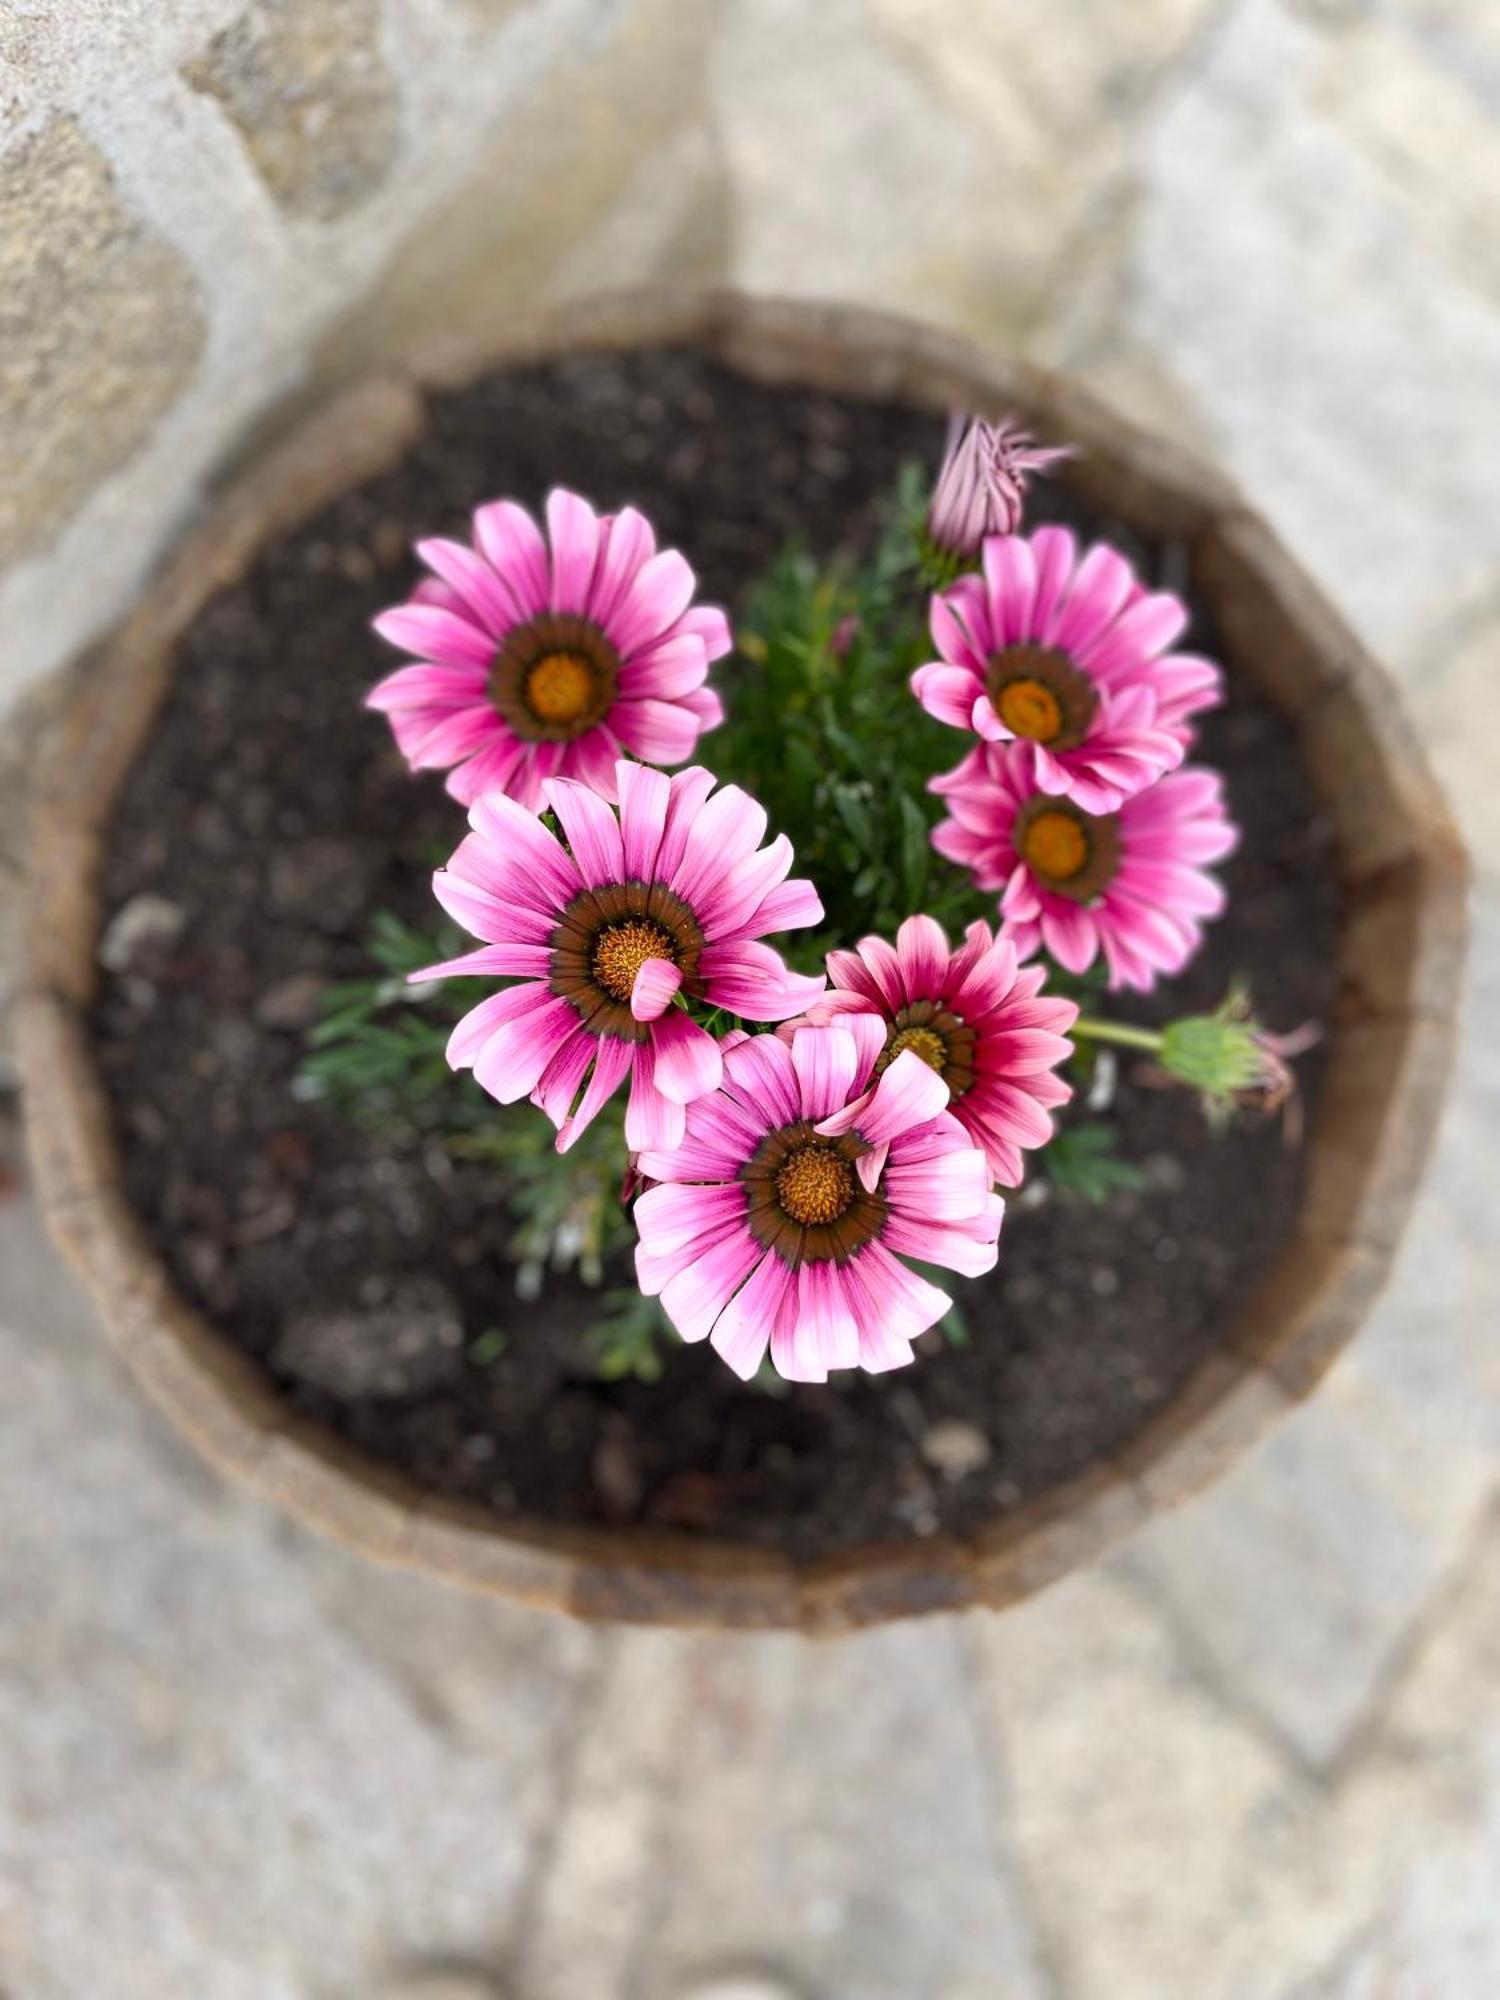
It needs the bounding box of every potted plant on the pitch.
[18,291,1465,1629]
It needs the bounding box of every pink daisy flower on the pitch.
[800,914,1078,1187]
[911,526,1222,814]
[931,740,1238,992]
[633,1019,1004,1383]
[925,414,1070,563]
[368,488,730,811]
[413,760,826,1153]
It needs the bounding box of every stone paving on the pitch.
[4,0,1500,1994]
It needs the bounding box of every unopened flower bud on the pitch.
[922,414,1071,578]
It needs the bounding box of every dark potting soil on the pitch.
[92,347,1339,1558]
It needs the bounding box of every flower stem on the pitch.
[1070,1016,1165,1054]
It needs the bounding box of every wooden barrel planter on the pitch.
[17,289,1467,1631]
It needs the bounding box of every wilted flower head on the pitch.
[1156,988,1321,1134]
[368,488,729,812]
[633,1019,1003,1382]
[412,760,824,1154]
[931,741,1237,992]
[800,914,1078,1187]
[924,415,1071,572]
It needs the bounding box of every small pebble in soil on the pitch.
[98,892,185,972]
[255,972,328,1031]
[272,1276,465,1399]
[920,1420,993,1482]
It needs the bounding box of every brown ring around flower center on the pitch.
[742,1119,887,1266]
[550,880,705,1041]
[1014,795,1120,904]
[490,612,620,742]
[986,642,1097,750]
[875,999,979,1102]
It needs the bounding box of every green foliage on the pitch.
[1042,1121,1146,1203]
[707,463,993,960]
[298,910,470,1127]
[449,1102,632,1293]
[297,910,631,1295]
[585,1289,671,1382]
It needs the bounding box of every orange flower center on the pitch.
[986,643,1097,750]
[524,651,598,728]
[590,920,677,1003]
[1020,807,1090,883]
[775,1145,856,1228]
[886,1024,948,1076]
[996,676,1064,744]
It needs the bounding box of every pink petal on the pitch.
[679,684,725,731]
[796,1261,860,1373]
[894,914,950,996]
[365,661,486,713]
[884,1145,992,1221]
[588,505,656,627]
[655,766,718,880]
[745,877,824,936]
[701,833,794,942]
[911,662,983,731]
[410,940,551,985]
[1030,525,1077,642]
[531,1028,596,1126]
[611,697,702,767]
[929,587,988,675]
[630,956,683,1022]
[790,1024,861,1121]
[971,694,1006,742]
[624,1046,686,1152]
[846,1240,951,1348]
[402,705,499,770]
[372,603,494,672]
[619,633,710,701]
[981,534,1038,647]
[649,1010,724,1104]
[698,939,820,1021]
[881,1195,1004,1277]
[658,1226,763,1344]
[1054,543,1134,655]
[710,1250,789,1380]
[546,489,603,615]
[721,1032,800,1125]
[472,993,579,1104]
[616,759,671,878]
[472,500,549,620]
[1039,904,1100,974]
[445,983,551,1068]
[680,604,733,661]
[415,537,518,639]
[543,776,625,889]
[612,549,698,658]
[670,781,769,910]
[826,1047,947,1146]
[557,1035,634,1151]
[635,1180,748,1257]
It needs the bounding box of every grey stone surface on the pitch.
[182,0,400,222]
[0,1183,601,2000]
[0,116,206,569]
